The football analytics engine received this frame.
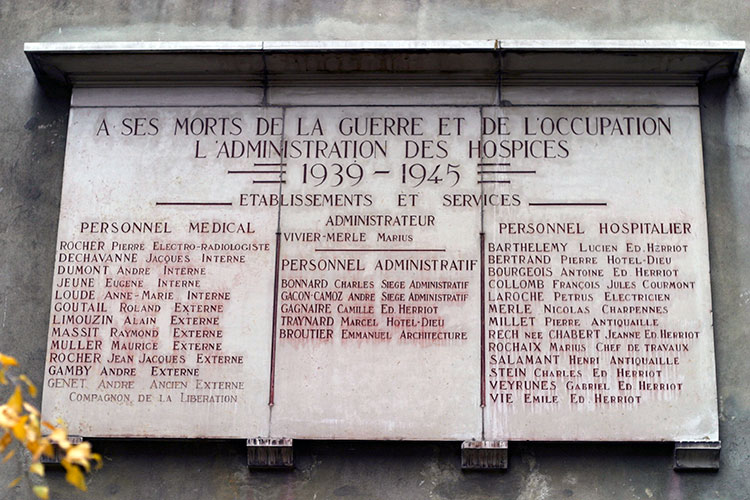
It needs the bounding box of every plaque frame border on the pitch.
[24,39,742,472]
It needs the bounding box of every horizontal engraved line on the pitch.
[477,180,511,184]
[227,170,286,174]
[252,180,286,184]
[477,162,511,166]
[478,170,536,174]
[155,202,233,206]
[528,202,608,206]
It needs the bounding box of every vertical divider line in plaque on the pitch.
[480,105,510,442]
[478,106,488,441]
[267,106,287,437]
[223,105,289,438]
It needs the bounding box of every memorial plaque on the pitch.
[41,87,718,443]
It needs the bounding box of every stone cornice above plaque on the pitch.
[25,40,745,89]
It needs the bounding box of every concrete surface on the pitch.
[0,1,748,499]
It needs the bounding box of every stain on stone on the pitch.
[562,489,574,497]
[333,484,359,497]
[24,116,40,131]
[433,481,458,499]
[24,184,42,200]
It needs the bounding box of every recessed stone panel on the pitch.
[270,106,483,439]
[43,103,281,438]
[41,91,718,443]
[481,106,718,441]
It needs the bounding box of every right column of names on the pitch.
[483,106,719,441]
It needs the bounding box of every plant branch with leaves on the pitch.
[0,353,101,498]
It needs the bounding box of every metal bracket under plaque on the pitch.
[247,438,293,468]
[674,441,721,470]
[461,440,508,470]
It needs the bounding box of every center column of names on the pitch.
[269,106,483,440]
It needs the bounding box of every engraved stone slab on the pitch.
[42,102,281,438]
[41,89,719,444]
[269,106,482,439]
[481,106,718,441]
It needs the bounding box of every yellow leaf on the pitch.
[7,387,22,413]
[42,442,54,459]
[29,440,54,461]
[66,442,92,471]
[48,427,71,450]
[41,421,55,431]
[27,441,41,460]
[0,432,11,452]
[29,462,45,476]
[23,402,40,416]
[32,485,49,500]
[25,417,40,442]
[62,461,87,491]
[19,375,37,398]
[12,415,28,441]
[2,449,15,463]
[0,405,19,429]
[0,406,19,429]
[7,476,21,488]
[0,354,18,367]
[92,452,103,469]
[0,368,7,385]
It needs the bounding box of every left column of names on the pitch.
[43,101,281,438]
